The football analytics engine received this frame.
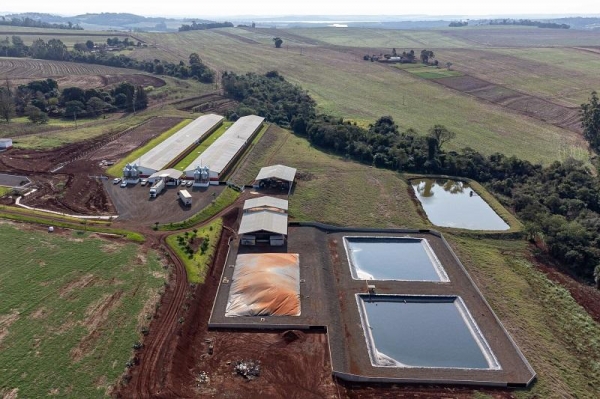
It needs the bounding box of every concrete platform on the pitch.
[208,224,536,387]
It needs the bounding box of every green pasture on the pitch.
[0,222,165,397]
[133,29,585,164]
[450,236,600,398]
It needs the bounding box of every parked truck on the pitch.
[177,189,192,206]
[149,178,165,198]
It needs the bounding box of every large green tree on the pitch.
[580,91,600,150]
[428,124,456,151]
[0,86,15,123]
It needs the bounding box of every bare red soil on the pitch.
[0,117,183,215]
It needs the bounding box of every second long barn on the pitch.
[185,115,264,184]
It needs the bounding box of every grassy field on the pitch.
[106,118,192,177]
[285,27,472,48]
[13,114,154,150]
[231,125,425,228]
[0,222,165,397]
[133,28,586,164]
[449,236,600,398]
[403,65,463,79]
[166,218,223,283]
[172,122,233,171]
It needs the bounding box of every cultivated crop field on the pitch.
[0,57,131,78]
[0,221,166,397]
[133,27,589,164]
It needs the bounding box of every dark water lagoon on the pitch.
[344,237,448,281]
[412,179,509,231]
[358,295,498,369]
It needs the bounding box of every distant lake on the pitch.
[412,179,509,231]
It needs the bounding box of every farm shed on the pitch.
[255,164,297,194]
[225,253,300,317]
[185,115,264,183]
[238,210,288,246]
[0,138,13,150]
[243,196,288,213]
[148,168,183,185]
[133,114,224,176]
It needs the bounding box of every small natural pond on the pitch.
[358,295,499,369]
[344,237,448,281]
[412,179,509,231]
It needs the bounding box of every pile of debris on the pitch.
[196,371,209,385]
[234,359,261,380]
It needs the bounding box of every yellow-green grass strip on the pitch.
[166,218,223,283]
[172,122,233,171]
[159,187,239,231]
[106,118,193,177]
[0,210,145,242]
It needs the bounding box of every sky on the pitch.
[2,0,600,18]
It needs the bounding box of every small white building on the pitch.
[0,138,13,150]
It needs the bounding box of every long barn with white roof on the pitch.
[134,114,224,177]
[185,115,264,184]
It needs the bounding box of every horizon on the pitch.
[1,0,600,20]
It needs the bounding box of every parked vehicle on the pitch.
[120,180,127,188]
[140,179,148,186]
[178,189,192,206]
[113,178,121,184]
[186,180,193,187]
[149,178,166,198]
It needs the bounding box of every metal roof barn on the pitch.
[148,168,183,181]
[133,114,223,175]
[185,115,264,179]
[238,210,288,236]
[243,196,288,213]
[225,253,300,317]
[255,164,297,183]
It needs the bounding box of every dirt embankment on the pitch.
[0,117,183,215]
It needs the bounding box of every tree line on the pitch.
[488,19,570,29]
[221,71,600,286]
[0,16,82,30]
[178,21,233,31]
[0,78,148,124]
[0,36,215,83]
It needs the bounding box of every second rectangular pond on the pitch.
[357,295,500,370]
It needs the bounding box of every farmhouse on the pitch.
[185,115,264,184]
[255,164,296,194]
[133,114,224,176]
[0,138,13,150]
[238,209,288,246]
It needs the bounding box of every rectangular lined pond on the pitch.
[344,236,449,282]
[412,179,509,231]
[357,295,499,369]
